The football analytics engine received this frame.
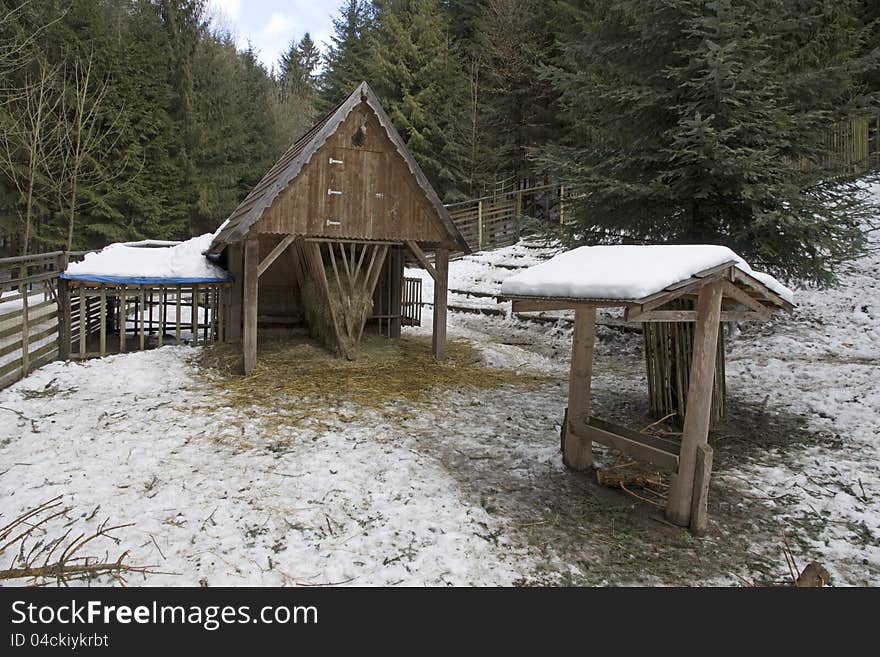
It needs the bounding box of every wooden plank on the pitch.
[721,279,770,316]
[431,248,449,360]
[564,307,596,470]
[588,415,681,456]
[666,280,723,526]
[403,240,437,281]
[243,239,259,374]
[99,288,107,356]
[569,417,680,472]
[78,287,86,357]
[690,443,713,535]
[257,234,296,277]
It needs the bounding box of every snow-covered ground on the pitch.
[1,182,879,586]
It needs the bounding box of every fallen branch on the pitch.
[0,498,158,586]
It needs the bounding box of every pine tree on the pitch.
[536,0,879,283]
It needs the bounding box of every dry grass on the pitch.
[198,331,553,430]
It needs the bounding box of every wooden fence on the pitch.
[446,182,576,253]
[0,252,68,389]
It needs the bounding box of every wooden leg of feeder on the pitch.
[564,306,596,470]
[242,238,259,374]
[666,280,723,527]
[432,248,448,360]
[689,443,713,535]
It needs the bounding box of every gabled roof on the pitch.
[208,81,468,255]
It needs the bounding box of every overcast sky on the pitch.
[207,0,347,72]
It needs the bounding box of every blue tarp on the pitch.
[59,272,230,284]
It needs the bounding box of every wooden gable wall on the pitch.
[254,102,451,246]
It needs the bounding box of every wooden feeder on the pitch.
[208,82,469,372]
[500,248,794,533]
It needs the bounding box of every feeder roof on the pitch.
[500,244,793,310]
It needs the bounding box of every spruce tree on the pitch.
[368,0,469,200]
[321,0,373,108]
[537,0,879,283]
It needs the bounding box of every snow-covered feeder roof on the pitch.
[61,234,230,285]
[500,244,793,310]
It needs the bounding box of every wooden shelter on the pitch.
[500,246,793,533]
[208,82,468,372]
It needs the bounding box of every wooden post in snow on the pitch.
[564,307,596,470]
[432,248,449,360]
[666,280,723,527]
[226,243,243,344]
[57,253,70,360]
[242,238,259,374]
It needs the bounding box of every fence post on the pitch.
[57,253,70,360]
[20,271,30,375]
[477,200,484,250]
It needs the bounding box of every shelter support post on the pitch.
[666,280,723,528]
[564,307,596,470]
[432,248,448,360]
[242,238,259,375]
[226,243,243,343]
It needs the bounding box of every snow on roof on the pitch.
[62,233,229,284]
[500,244,793,303]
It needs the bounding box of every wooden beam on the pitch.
[432,248,449,360]
[733,268,792,311]
[721,279,771,317]
[512,299,607,313]
[242,238,259,374]
[564,307,596,470]
[690,443,713,535]
[57,253,71,360]
[226,244,243,343]
[569,417,680,472]
[666,280,723,527]
[310,242,349,359]
[404,240,437,281]
[257,234,296,277]
[626,309,769,323]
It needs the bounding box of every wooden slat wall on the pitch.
[0,252,66,389]
[255,104,451,247]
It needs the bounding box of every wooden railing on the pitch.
[446,182,578,253]
[0,252,67,388]
[401,276,422,326]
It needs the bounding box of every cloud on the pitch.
[208,0,241,22]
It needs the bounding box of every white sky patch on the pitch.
[206,0,344,71]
